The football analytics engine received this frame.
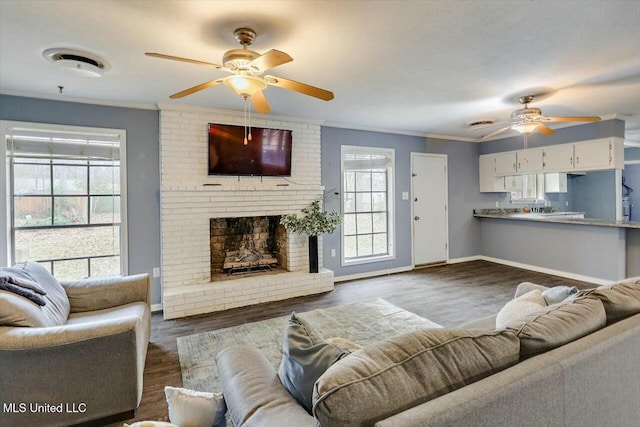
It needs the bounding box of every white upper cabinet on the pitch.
[543,144,574,172]
[494,152,517,175]
[479,154,506,192]
[573,137,624,171]
[516,148,544,173]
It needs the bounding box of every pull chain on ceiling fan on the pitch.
[480,95,601,141]
[146,28,334,143]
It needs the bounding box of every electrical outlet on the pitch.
[331,249,336,257]
[495,201,500,208]
[402,192,409,200]
[566,201,569,207]
[152,267,160,278]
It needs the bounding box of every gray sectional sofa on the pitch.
[0,262,151,427]
[217,278,640,427]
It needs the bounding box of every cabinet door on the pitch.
[479,154,506,192]
[494,152,517,175]
[574,138,611,170]
[544,173,567,193]
[517,148,544,173]
[543,144,574,172]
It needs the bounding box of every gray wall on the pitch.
[0,95,162,304]
[623,149,640,222]
[569,170,617,220]
[321,126,425,277]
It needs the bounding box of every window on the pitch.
[510,174,545,203]
[1,121,127,280]
[341,146,394,265]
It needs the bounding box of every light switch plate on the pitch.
[152,267,160,278]
[402,192,409,200]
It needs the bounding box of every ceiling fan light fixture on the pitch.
[223,75,267,97]
[512,122,539,134]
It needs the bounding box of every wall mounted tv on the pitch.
[208,123,293,176]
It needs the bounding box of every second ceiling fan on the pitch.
[146,27,334,114]
[480,95,601,140]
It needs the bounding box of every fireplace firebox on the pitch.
[210,216,288,279]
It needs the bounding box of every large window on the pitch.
[341,146,394,265]
[1,122,127,280]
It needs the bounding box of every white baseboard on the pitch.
[151,303,163,313]
[334,265,413,283]
[478,256,613,286]
[448,255,482,264]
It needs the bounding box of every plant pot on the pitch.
[308,235,319,273]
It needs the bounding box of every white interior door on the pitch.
[411,153,448,266]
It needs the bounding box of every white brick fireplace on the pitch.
[159,105,334,319]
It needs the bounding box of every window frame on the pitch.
[0,120,128,276]
[510,173,546,204]
[340,145,395,267]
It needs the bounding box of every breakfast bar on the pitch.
[474,209,640,282]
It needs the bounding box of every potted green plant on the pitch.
[280,200,342,273]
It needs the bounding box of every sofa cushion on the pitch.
[0,261,70,327]
[312,328,519,427]
[164,386,226,427]
[579,278,640,323]
[506,297,606,358]
[278,313,352,412]
[496,289,547,329]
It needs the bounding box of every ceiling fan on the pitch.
[145,27,334,114]
[480,95,601,141]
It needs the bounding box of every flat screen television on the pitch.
[208,123,293,176]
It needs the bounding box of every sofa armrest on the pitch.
[216,345,316,427]
[61,273,150,313]
[0,323,139,427]
[0,316,139,350]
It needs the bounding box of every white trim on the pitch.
[448,255,482,264]
[151,303,163,313]
[478,255,613,286]
[323,122,428,138]
[425,133,478,143]
[340,145,396,267]
[0,120,128,275]
[0,89,158,111]
[625,160,640,165]
[333,265,413,283]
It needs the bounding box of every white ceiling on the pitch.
[1,0,639,142]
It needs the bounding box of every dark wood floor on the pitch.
[123,260,595,424]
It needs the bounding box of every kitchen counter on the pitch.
[473,209,640,229]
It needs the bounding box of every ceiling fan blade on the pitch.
[265,75,334,101]
[540,116,601,123]
[251,90,271,114]
[536,122,555,135]
[169,79,223,99]
[480,125,513,141]
[145,52,224,70]
[249,49,293,72]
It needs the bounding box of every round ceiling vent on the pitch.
[42,48,111,77]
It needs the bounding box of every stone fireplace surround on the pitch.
[159,105,334,319]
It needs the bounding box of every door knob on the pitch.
[414,216,420,221]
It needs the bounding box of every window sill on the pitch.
[341,254,395,267]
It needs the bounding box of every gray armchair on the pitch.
[0,263,151,427]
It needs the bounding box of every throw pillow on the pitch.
[278,312,352,413]
[542,285,578,305]
[578,278,640,323]
[164,386,226,427]
[507,296,606,358]
[496,289,547,329]
[313,328,519,427]
[0,261,70,327]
